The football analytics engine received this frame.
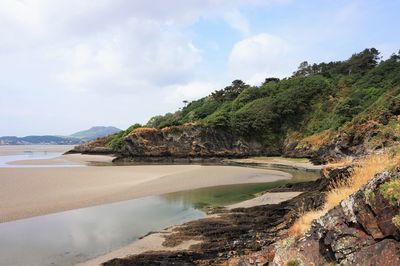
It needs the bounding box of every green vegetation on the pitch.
[286,260,300,266]
[104,48,400,151]
[393,215,400,229]
[141,49,400,147]
[380,179,400,207]
[106,123,142,149]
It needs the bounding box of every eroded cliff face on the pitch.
[70,125,279,160]
[273,169,400,266]
[120,126,271,159]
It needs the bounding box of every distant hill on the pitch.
[70,126,121,142]
[0,135,83,145]
[0,126,121,145]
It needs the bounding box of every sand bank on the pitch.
[226,156,322,171]
[78,227,201,266]
[0,164,291,223]
[7,153,115,166]
[226,191,302,209]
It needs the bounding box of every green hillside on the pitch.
[106,48,400,155]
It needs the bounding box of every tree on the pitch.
[211,80,249,102]
[262,77,280,86]
[346,48,381,75]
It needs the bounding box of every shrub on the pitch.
[380,179,400,207]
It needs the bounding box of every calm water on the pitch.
[0,151,80,168]
[0,196,204,266]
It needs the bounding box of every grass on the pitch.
[297,130,335,150]
[131,127,157,134]
[286,260,300,266]
[289,152,399,237]
[380,179,400,207]
[288,210,325,237]
[322,156,353,176]
[393,215,400,229]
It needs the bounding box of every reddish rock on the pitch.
[272,170,400,265]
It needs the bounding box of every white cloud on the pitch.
[0,0,274,95]
[223,10,251,36]
[229,33,295,85]
[164,80,221,105]
[0,0,289,93]
[52,20,202,93]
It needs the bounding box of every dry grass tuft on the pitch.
[289,152,399,237]
[322,157,353,176]
[288,210,326,237]
[131,127,158,134]
[298,130,335,149]
[349,153,393,189]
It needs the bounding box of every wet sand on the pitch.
[78,227,202,266]
[81,191,303,266]
[0,145,75,155]
[7,153,115,166]
[0,164,292,223]
[226,156,323,171]
[226,191,303,209]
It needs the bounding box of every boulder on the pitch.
[273,169,400,265]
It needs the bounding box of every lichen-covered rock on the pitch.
[273,169,400,265]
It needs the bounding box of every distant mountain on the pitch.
[0,135,83,145]
[70,126,121,142]
[0,126,121,145]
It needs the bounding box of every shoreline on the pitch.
[0,145,75,155]
[79,191,302,266]
[0,145,321,265]
[0,164,292,223]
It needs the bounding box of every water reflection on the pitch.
[0,196,204,266]
[0,151,81,168]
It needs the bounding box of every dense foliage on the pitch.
[112,48,400,148]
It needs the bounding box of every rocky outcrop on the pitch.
[118,126,274,160]
[70,125,278,161]
[273,169,400,266]
[66,137,113,154]
[283,109,400,164]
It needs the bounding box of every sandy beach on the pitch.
[78,227,202,266]
[226,156,323,171]
[0,153,292,223]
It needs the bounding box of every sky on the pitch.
[1,0,399,136]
